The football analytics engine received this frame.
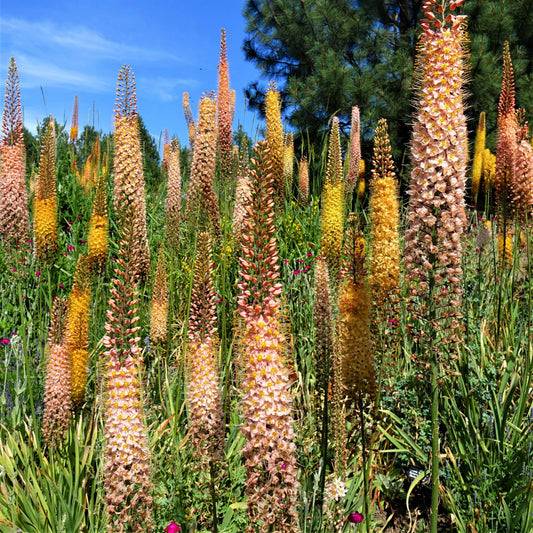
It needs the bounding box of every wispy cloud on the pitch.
[139,76,200,103]
[14,54,109,92]
[1,17,182,63]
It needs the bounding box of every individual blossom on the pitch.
[320,117,344,276]
[237,141,300,533]
[113,65,150,280]
[35,117,58,265]
[0,57,29,251]
[42,298,70,448]
[164,522,181,533]
[149,245,168,345]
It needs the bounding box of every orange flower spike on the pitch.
[0,57,29,250]
[149,245,168,345]
[346,106,361,196]
[70,95,79,143]
[113,65,150,279]
[165,138,182,251]
[217,28,233,178]
[42,298,70,448]
[184,93,220,239]
[237,141,299,532]
[405,0,469,338]
[102,221,153,532]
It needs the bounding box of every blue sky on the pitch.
[0,0,264,146]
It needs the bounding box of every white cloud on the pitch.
[139,76,200,103]
[14,54,109,92]
[1,17,182,63]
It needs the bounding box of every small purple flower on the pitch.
[348,512,364,524]
[165,522,181,533]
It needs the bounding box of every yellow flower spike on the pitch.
[265,82,284,205]
[471,112,486,203]
[35,117,58,264]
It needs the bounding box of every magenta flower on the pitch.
[67,245,75,252]
[348,512,364,524]
[1,339,9,345]
[36,270,41,277]
[164,521,181,533]
[293,269,300,275]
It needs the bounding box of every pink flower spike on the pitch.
[348,512,364,524]
[165,521,181,533]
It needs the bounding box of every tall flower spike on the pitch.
[320,117,344,276]
[149,245,168,345]
[186,232,225,474]
[162,128,170,172]
[217,28,233,178]
[369,119,400,301]
[404,0,468,346]
[184,93,221,239]
[283,132,294,198]
[42,297,71,448]
[233,168,252,246]
[494,42,533,221]
[0,57,29,250]
[471,112,486,203]
[345,106,361,196]
[298,156,309,202]
[87,166,108,275]
[265,82,284,205]
[340,216,375,403]
[113,65,150,279]
[165,138,182,252]
[102,220,153,532]
[67,255,92,408]
[35,116,58,265]
[237,141,300,532]
[183,92,196,154]
[70,95,79,143]
[313,256,333,397]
